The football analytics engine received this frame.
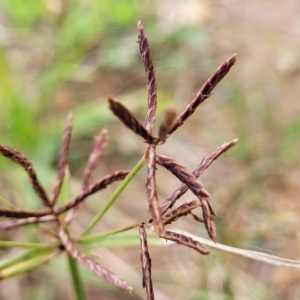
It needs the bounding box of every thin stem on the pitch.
[0,240,56,249]
[67,254,86,300]
[83,155,147,235]
[77,223,140,244]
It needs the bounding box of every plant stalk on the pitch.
[83,155,147,235]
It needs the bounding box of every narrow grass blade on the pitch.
[173,230,300,268]
[0,248,53,271]
[0,250,59,280]
[67,254,86,300]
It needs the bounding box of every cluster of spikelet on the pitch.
[0,21,237,298]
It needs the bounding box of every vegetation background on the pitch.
[1,0,300,299]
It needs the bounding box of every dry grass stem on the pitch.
[58,228,132,292]
[137,21,157,135]
[160,230,212,256]
[56,170,129,215]
[139,224,154,300]
[0,215,55,230]
[0,144,50,207]
[108,97,157,144]
[51,113,73,206]
[158,108,177,143]
[168,55,237,136]
[146,145,164,236]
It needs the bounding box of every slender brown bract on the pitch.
[158,108,177,143]
[0,215,55,230]
[0,208,51,219]
[168,55,237,136]
[56,170,129,215]
[159,138,238,214]
[146,145,164,236]
[156,155,210,199]
[160,230,212,256]
[0,144,50,207]
[108,97,157,144]
[51,113,73,206]
[137,21,157,135]
[162,200,200,226]
[139,225,154,300]
[58,228,132,292]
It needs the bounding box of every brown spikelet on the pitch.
[0,215,55,230]
[58,228,132,291]
[209,219,217,243]
[194,138,238,177]
[146,145,164,236]
[158,108,177,143]
[56,170,129,215]
[156,155,210,199]
[168,55,237,136]
[190,212,203,223]
[0,208,51,219]
[159,138,238,214]
[82,129,108,189]
[137,21,157,135]
[0,144,50,207]
[51,113,73,206]
[201,197,211,229]
[62,129,109,226]
[108,97,157,144]
[160,230,212,256]
[139,225,154,300]
[162,200,200,226]
[201,197,217,242]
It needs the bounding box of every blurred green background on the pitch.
[1,0,300,299]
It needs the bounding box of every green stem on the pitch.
[0,248,53,271]
[67,254,86,300]
[0,240,56,249]
[83,155,147,235]
[77,223,140,244]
